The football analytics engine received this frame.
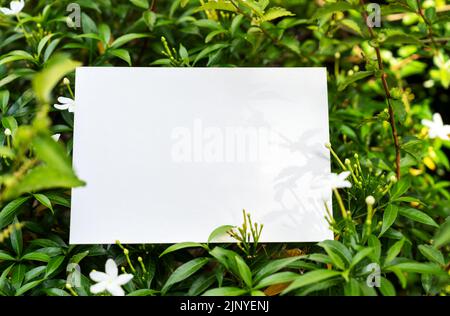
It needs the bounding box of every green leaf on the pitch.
[388,262,446,276]
[262,7,295,22]
[255,271,298,289]
[418,245,445,265]
[344,278,360,296]
[385,238,405,264]
[338,71,374,91]
[282,270,342,294]
[209,247,239,275]
[236,0,264,16]
[33,194,54,214]
[108,49,131,66]
[0,197,29,229]
[318,240,351,270]
[98,24,111,45]
[10,218,22,256]
[390,178,410,200]
[368,235,381,263]
[207,225,234,244]
[312,2,355,19]
[33,135,73,174]
[340,19,362,36]
[384,32,421,45]
[15,279,43,296]
[179,44,189,63]
[198,1,238,13]
[235,256,252,288]
[253,256,302,283]
[0,50,35,66]
[203,287,247,296]
[111,33,148,49]
[127,289,158,296]
[32,54,81,104]
[3,165,85,201]
[433,218,450,249]
[350,248,373,269]
[69,250,90,265]
[399,207,439,227]
[3,135,85,200]
[2,116,18,132]
[405,0,418,11]
[0,90,10,112]
[44,39,61,62]
[45,256,65,277]
[380,204,398,237]
[392,100,406,122]
[0,250,15,261]
[37,35,54,58]
[379,277,396,296]
[159,242,205,257]
[129,0,149,9]
[21,252,50,262]
[11,263,26,289]
[44,288,70,296]
[230,14,244,36]
[194,43,229,65]
[161,257,209,294]
[188,274,216,296]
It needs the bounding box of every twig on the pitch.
[385,4,450,21]
[416,0,438,54]
[360,0,401,180]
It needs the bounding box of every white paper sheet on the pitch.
[70,67,333,244]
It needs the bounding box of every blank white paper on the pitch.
[70,67,333,244]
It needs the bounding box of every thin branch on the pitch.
[360,0,401,180]
[416,0,438,54]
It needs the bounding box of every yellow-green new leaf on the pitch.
[32,54,81,104]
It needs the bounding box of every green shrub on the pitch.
[0,0,449,296]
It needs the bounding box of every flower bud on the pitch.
[4,128,11,136]
[365,195,375,206]
[63,77,70,85]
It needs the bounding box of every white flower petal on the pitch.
[90,281,107,294]
[0,7,13,15]
[89,271,109,283]
[106,284,125,296]
[340,180,352,188]
[68,103,75,113]
[57,96,73,104]
[10,0,24,13]
[54,103,69,110]
[105,259,118,278]
[421,119,432,128]
[432,113,443,126]
[114,274,133,286]
[338,171,351,180]
[51,134,61,141]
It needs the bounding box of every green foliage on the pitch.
[0,0,449,297]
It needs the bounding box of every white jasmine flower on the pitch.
[325,171,352,189]
[89,259,133,296]
[0,0,24,15]
[4,128,11,136]
[53,97,75,112]
[51,134,61,141]
[311,171,352,200]
[422,113,450,141]
[314,171,351,188]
